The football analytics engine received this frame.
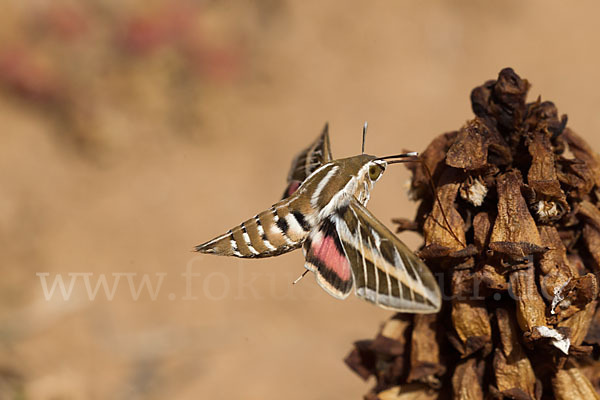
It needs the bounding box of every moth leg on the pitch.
[292,269,310,285]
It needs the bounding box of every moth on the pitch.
[195,124,441,313]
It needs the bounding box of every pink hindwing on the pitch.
[303,218,353,298]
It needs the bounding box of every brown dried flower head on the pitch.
[346,68,600,400]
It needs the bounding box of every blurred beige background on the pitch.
[1,1,599,399]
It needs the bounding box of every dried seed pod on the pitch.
[562,274,598,313]
[451,298,492,357]
[345,340,376,381]
[477,264,508,292]
[562,129,600,187]
[557,152,596,199]
[509,265,548,332]
[471,67,530,135]
[494,308,538,399]
[525,99,568,138]
[407,314,446,388]
[579,359,600,395]
[451,269,492,357]
[584,305,600,348]
[422,168,466,254]
[579,201,600,271]
[582,223,600,271]
[451,358,484,400]
[490,170,545,260]
[552,363,600,400]
[538,225,575,319]
[559,301,597,346]
[527,131,568,221]
[446,119,489,170]
[472,212,493,251]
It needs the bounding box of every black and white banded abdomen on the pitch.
[195,200,314,258]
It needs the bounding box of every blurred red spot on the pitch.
[121,16,167,54]
[182,41,242,82]
[116,1,243,82]
[0,48,61,102]
[44,4,89,40]
[119,2,194,54]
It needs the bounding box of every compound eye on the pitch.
[369,165,382,181]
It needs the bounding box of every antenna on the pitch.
[362,121,368,154]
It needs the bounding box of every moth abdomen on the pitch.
[195,202,308,258]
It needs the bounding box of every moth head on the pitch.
[344,156,391,206]
[359,152,419,183]
[343,153,418,186]
[339,155,386,183]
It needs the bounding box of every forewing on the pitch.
[283,123,333,199]
[336,198,441,313]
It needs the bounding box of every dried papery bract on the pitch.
[345,68,600,399]
[553,364,600,400]
[450,269,492,357]
[494,308,538,399]
[407,314,446,387]
[451,358,484,400]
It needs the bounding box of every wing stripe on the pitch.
[352,207,369,293]
[383,242,401,297]
[311,165,338,208]
[380,240,393,304]
[367,235,379,305]
[381,239,414,299]
[370,228,392,301]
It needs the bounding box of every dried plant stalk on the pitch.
[345,68,600,399]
